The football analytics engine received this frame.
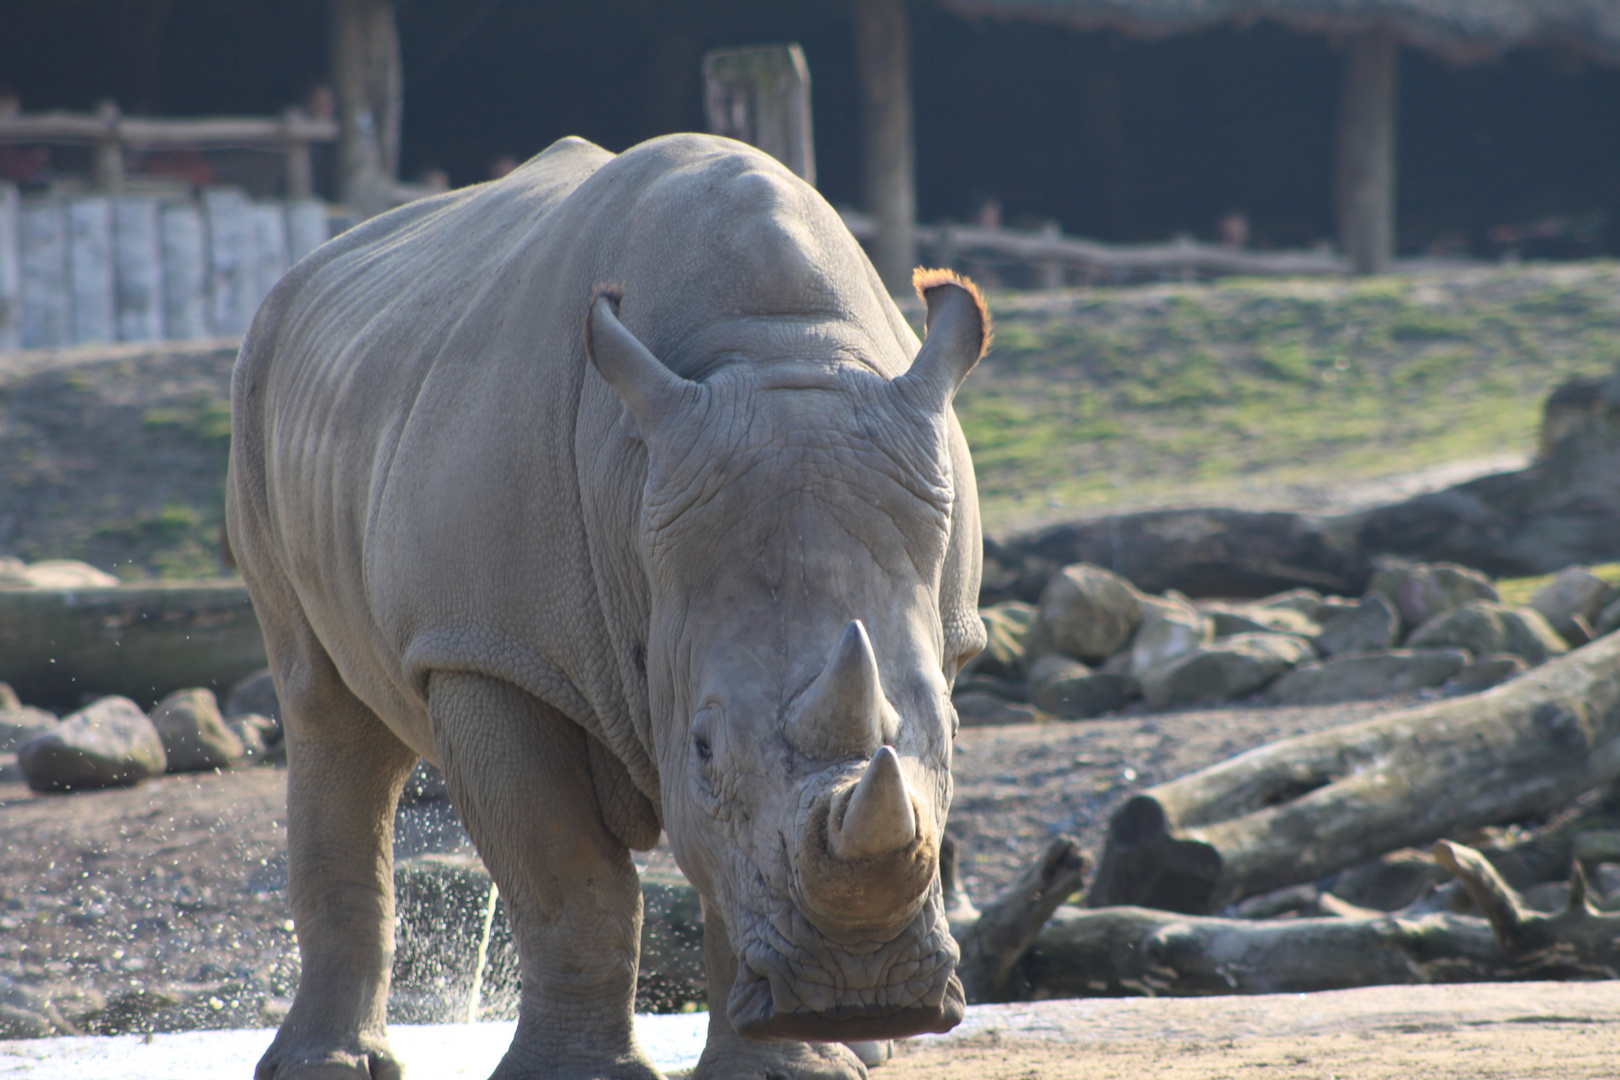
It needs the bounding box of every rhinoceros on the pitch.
[226,133,990,1080]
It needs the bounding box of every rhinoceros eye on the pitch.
[694,733,713,764]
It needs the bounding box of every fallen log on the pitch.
[0,582,267,710]
[1018,844,1620,1000]
[953,836,1087,1003]
[1087,631,1620,914]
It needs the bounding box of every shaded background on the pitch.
[4,0,1619,255]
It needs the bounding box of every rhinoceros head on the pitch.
[586,271,989,1042]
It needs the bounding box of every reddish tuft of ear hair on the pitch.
[911,267,993,359]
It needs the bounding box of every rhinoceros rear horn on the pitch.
[788,620,900,759]
[585,285,701,435]
[892,268,992,411]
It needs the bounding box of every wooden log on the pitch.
[202,187,253,336]
[159,201,208,340]
[701,44,816,186]
[954,837,1087,1003]
[854,0,916,294]
[1334,30,1398,275]
[285,198,330,265]
[19,197,68,349]
[1087,632,1620,914]
[113,196,164,343]
[66,197,115,345]
[0,583,267,712]
[0,181,18,351]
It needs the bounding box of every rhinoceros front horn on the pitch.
[787,620,899,759]
[829,747,917,860]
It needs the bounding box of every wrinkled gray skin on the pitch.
[226,133,988,1080]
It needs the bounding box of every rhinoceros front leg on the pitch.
[256,650,419,1080]
[428,672,660,1080]
[692,901,868,1080]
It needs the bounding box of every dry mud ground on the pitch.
[6,690,1567,1067]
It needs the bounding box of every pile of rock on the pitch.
[0,671,283,792]
[955,558,1620,724]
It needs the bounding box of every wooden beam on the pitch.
[1334,30,1398,275]
[854,0,916,294]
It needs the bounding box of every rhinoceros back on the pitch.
[227,133,929,813]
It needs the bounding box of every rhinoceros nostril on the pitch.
[828,746,917,860]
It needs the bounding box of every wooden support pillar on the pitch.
[1334,30,1397,275]
[702,44,816,185]
[93,100,124,191]
[331,0,402,218]
[855,0,916,295]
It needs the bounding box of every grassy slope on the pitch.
[956,263,1620,533]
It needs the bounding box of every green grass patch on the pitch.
[952,263,1620,531]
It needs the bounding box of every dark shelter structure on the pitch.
[5,0,1619,277]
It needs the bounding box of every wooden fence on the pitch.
[0,182,336,351]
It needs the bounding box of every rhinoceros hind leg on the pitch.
[692,902,868,1080]
[256,628,418,1079]
[428,672,661,1080]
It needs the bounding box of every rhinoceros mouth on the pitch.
[725,883,963,1042]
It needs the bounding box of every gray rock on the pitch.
[1406,601,1568,665]
[1597,597,1620,639]
[17,696,166,792]
[1314,595,1401,657]
[0,754,21,784]
[226,714,277,764]
[1030,563,1144,662]
[1530,567,1615,647]
[14,559,120,589]
[962,601,1037,681]
[952,691,1043,727]
[150,688,244,773]
[0,682,17,711]
[224,668,281,722]
[1253,588,1326,620]
[1028,654,1135,718]
[1130,593,1213,677]
[1443,653,1530,697]
[1366,557,1498,628]
[1266,648,1470,706]
[0,557,30,588]
[0,704,57,753]
[1141,632,1315,710]
[1202,602,1321,640]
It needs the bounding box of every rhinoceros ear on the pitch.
[891,268,992,411]
[585,285,701,438]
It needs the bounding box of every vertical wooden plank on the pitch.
[114,196,164,343]
[67,196,116,345]
[1334,31,1398,275]
[702,44,816,186]
[285,198,330,265]
[855,0,916,294]
[160,200,209,340]
[247,201,289,318]
[0,182,19,352]
[331,0,402,217]
[203,187,253,336]
[19,198,68,349]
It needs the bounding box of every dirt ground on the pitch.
[0,692,1415,1032]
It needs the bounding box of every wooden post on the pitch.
[701,44,816,186]
[93,100,124,191]
[1334,30,1398,275]
[0,182,18,352]
[854,0,916,295]
[283,106,314,199]
[331,0,402,217]
[160,200,208,340]
[113,196,164,343]
[1037,221,1063,290]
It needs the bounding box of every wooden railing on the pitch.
[0,103,339,197]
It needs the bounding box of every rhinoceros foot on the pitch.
[253,1040,401,1080]
[732,985,966,1043]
